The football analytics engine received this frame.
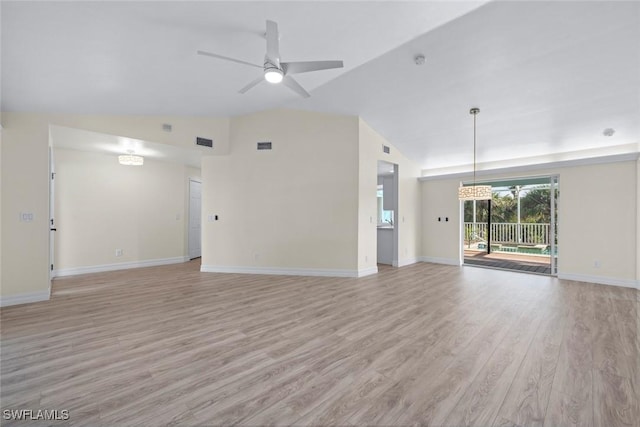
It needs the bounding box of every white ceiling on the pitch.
[2,1,639,172]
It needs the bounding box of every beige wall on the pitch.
[202,109,361,274]
[54,149,197,272]
[358,119,421,270]
[421,160,638,286]
[1,112,228,300]
[421,178,463,265]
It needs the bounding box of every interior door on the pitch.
[188,179,202,259]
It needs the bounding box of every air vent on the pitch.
[162,123,172,132]
[196,137,213,148]
[257,142,272,150]
[383,145,390,154]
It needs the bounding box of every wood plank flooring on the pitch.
[1,261,638,426]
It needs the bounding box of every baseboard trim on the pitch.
[0,290,51,307]
[392,258,419,268]
[419,256,462,266]
[557,273,639,290]
[54,256,190,277]
[201,265,363,278]
[357,267,379,277]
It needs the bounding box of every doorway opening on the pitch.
[462,175,558,275]
[188,178,202,260]
[377,160,398,266]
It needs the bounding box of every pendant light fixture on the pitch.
[458,107,491,200]
[118,150,144,166]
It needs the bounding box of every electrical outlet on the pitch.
[115,249,123,257]
[594,260,601,268]
[365,255,368,263]
[254,253,260,261]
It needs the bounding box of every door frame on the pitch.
[459,173,559,276]
[188,177,202,260]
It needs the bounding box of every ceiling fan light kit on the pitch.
[197,20,343,98]
[264,67,284,84]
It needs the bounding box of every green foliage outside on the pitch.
[463,185,555,224]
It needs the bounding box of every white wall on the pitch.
[358,119,421,270]
[201,109,361,276]
[421,160,639,287]
[0,112,229,302]
[53,149,196,274]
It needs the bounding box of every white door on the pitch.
[49,146,56,280]
[188,179,202,259]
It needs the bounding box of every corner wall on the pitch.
[201,109,361,276]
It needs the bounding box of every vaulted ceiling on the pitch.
[2,1,639,172]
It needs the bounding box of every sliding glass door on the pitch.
[462,175,559,276]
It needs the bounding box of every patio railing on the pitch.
[464,222,550,245]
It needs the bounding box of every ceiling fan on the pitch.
[197,20,344,98]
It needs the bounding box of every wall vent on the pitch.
[257,142,272,150]
[196,137,213,148]
[383,145,390,154]
[162,123,172,132]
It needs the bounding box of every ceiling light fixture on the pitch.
[458,108,492,200]
[118,150,144,166]
[264,65,283,84]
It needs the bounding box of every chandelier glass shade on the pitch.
[458,184,492,200]
[118,153,144,166]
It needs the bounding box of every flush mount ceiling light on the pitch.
[458,108,492,200]
[118,150,144,166]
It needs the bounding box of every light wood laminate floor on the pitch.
[1,261,638,426]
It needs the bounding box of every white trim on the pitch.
[557,273,639,290]
[54,256,189,277]
[201,265,364,278]
[419,256,462,266]
[357,267,379,277]
[392,257,419,267]
[0,290,50,307]
[419,152,640,181]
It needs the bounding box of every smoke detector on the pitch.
[414,54,426,65]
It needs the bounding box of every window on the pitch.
[377,187,394,225]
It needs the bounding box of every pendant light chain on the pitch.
[458,107,491,200]
[473,110,477,187]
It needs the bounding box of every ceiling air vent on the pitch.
[257,142,272,150]
[196,137,213,148]
[383,145,390,154]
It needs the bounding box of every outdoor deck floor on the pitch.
[464,250,552,275]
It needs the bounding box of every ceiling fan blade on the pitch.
[266,20,280,62]
[281,60,344,75]
[197,50,262,69]
[282,75,310,98]
[238,76,265,94]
